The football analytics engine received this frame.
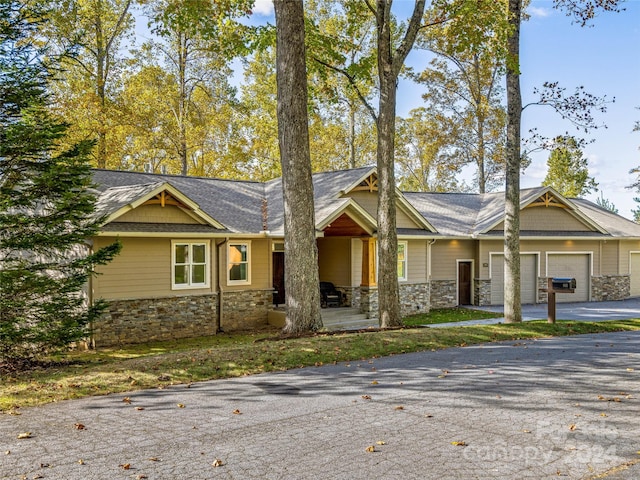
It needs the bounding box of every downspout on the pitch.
[216,238,228,333]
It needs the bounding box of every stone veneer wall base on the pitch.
[94,294,218,347]
[430,280,457,309]
[400,282,430,316]
[591,275,630,302]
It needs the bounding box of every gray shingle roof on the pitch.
[92,168,640,239]
[571,198,640,237]
[92,170,266,233]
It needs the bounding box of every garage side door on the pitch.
[630,253,640,297]
[547,254,590,302]
[490,254,537,305]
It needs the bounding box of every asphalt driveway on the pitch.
[438,298,640,328]
[1,329,639,479]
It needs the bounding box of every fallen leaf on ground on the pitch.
[376,441,386,445]
[394,406,404,410]
[136,407,145,411]
[148,457,160,462]
[371,380,379,385]
[569,424,577,431]
[78,459,85,465]
[425,414,433,418]
[600,413,608,417]
[451,441,467,447]
[177,404,185,408]
[5,450,10,455]
[365,445,376,452]
[17,432,32,439]
[522,429,531,433]
[232,409,242,415]
[119,463,131,470]
[136,475,148,479]
[361,395,372,400]
[212,459,224,467]
[122,397,132,404]
[74,423,86,430]
[625,368,634,372]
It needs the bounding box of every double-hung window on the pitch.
[172,241,209,289]
[228,241,251,285]
[397,241,408,281]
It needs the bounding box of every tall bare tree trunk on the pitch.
[274,0,322,334]
[376,34,401,328]
[95,4,107,169]
[178,32,188,176]
[374,0,425,328]
[504,0,522,323]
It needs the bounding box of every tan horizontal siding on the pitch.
[406,240,427,282]
[620,240,640,274]
[431,240,474,280]
[345,191,422,229]
[318,238,351,286]
[492,207,592,232]
[93,237,213,300]
[600,240,619,275]
[346,191,377,217]
[351,238,363,287]
[117,204,201,224]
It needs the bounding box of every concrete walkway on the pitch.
[2,330,639,479]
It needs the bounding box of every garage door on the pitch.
[629,253,640,297]
[547,254,590,302]
[490,254,537,305]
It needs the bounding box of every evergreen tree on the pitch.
[542,136,598,197]
[595,193,618,214]
[0,2,120,368]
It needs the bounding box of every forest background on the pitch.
[41,0,640,217]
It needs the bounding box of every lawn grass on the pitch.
[2,319,639,412]
[403,307,502,326]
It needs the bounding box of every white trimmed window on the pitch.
[172,241,210,289]
[228,241,251,285]
[397,241,408,281]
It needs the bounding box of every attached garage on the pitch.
[629,252,640,297]
[547,253,590,302]
[490,253,537,305]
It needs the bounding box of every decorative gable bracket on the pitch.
[143,190,188,209]
[351,173,378,192]
[525,192,568,209]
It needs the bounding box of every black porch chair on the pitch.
[320,282,341,308]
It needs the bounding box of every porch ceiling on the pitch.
[323,213,370,237]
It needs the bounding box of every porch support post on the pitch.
[361,237,377,287]
[360,237,378,318]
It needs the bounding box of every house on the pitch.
[89,166,640,346]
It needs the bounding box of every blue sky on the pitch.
[251,1,640,217]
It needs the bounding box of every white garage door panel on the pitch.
[547,254,589,302]
[490,254,537,305]
[630,253,640,297]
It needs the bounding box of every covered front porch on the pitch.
[268,306,377,331]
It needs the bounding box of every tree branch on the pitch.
[312,56,378,123]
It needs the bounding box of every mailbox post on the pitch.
[546,277,576,323]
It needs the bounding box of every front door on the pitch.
[458,261,472,305]
[272,252,285,306]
